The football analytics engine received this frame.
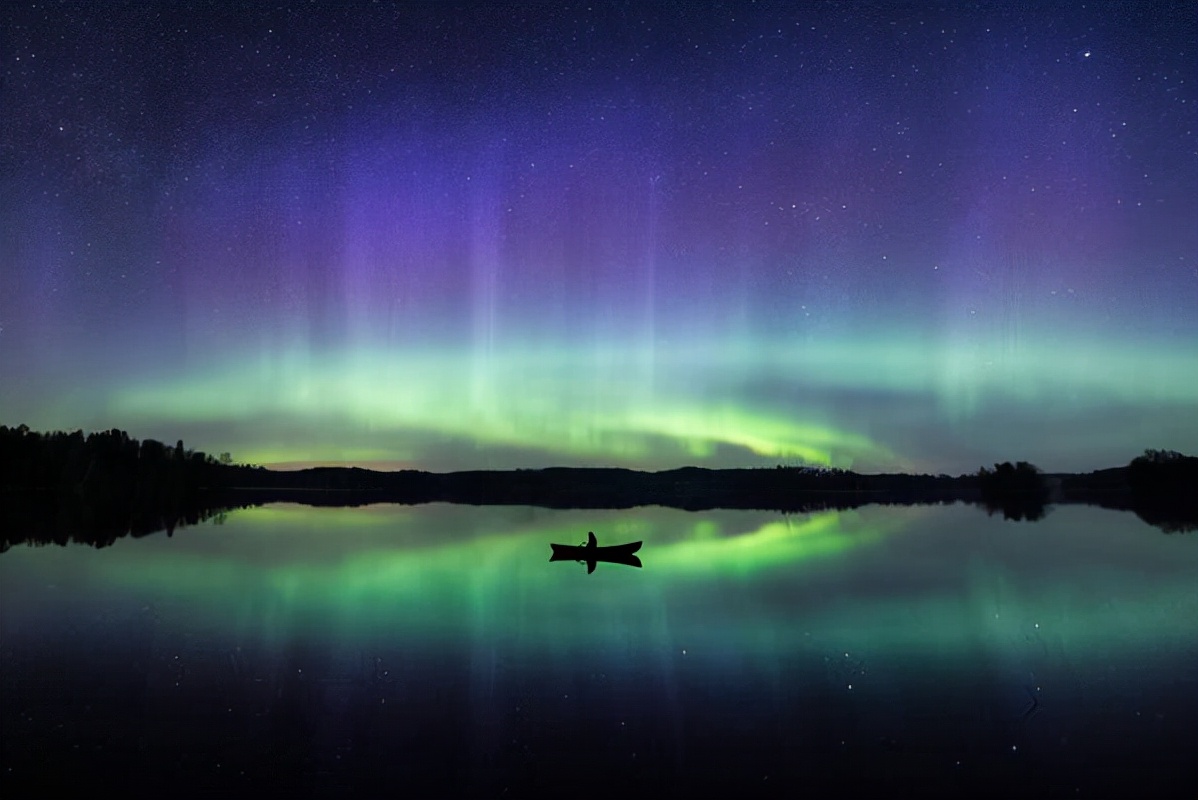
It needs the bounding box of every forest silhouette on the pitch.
[1,424,1195,551]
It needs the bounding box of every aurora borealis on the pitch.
[2,3,1195,473]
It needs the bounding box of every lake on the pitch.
[2,502,1196,797]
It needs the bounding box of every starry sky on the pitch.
[1,2,1195,474]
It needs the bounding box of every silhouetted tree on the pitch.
[0,424,258,550]
[1127,450,1198,533]
[976,461,1049,521]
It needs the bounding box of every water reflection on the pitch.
[2,503,1196,796]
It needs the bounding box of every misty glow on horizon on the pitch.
[1,4,1195,474]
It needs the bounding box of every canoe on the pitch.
[549,541,642,559]
[549,535,642,572]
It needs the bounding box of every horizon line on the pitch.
[254,458,1139,477]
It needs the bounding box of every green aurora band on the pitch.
[63,334,1198,472]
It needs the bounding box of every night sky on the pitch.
[2,2,1195,474]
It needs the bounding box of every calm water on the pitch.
[2,503,1196,797]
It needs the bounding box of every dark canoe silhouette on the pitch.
[549,531,642,573]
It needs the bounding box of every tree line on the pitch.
[0,424,239,500]
[0,424,260,551]
[1,425,1194,550]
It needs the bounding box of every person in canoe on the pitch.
[549,531,642,572]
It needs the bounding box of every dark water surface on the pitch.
[3,503,1196,798]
